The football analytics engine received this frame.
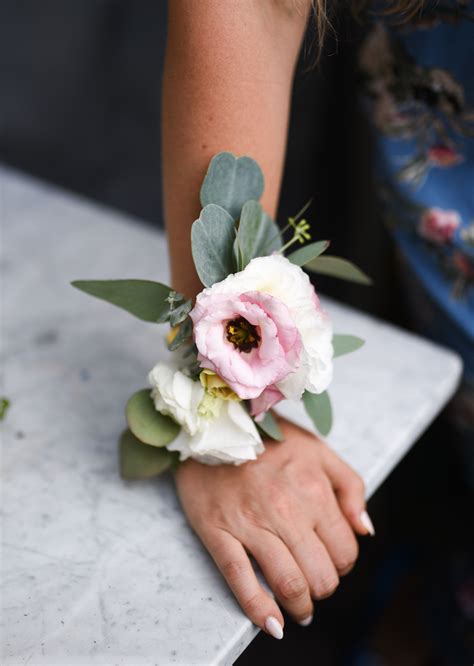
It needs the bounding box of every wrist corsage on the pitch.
[72,152,370,478]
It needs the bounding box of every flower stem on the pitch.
[279,235,301,254]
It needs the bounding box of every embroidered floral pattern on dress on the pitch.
[358,23,474,186]
[358,13,474,299]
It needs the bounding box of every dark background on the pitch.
[0,0,398,322]
[2,3,471,664]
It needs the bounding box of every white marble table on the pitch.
[1,166,462,666]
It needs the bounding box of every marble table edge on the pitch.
[364,350,463,498]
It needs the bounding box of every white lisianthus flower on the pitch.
[148,362,204,436]
[167,399,264,465]
[191,254,333,404]
[148,362,263,465]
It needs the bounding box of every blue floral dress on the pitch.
[358,2,474,393]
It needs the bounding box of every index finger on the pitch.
[201,527,285,639]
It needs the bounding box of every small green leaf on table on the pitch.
[0,397,10,421]
[71,279,174,322]
[257,411,284,441]
[302,390,333,437]
[200,152,264,221]
[333,334,365,358]
[191,204,236,287]
[305,256,372,285]
[287,240,330,267]
[120,429,178,480]
[126,389,180,447]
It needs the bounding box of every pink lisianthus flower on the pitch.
[190,290,302,400]
[419,208,461,245]
[190,255,333,416]
[250,385,284,421]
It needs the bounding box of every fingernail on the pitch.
[299,614,313,627]
[360,509,375,536]
[265,615,284,639]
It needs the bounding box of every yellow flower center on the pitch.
[199,369,240,401]
[225,317,260,353]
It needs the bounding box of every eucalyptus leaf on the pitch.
[200,152,264,220]
[168,317,193,351]
[119,429,178,480]
[304,256,372,285]
[234,200,282,267]
[191,204,236,286]
[71,279,173,322]
[183,342,199,359]
[233,234,245,272]
[287,240,330,267]
[333,334,365,358]
[257,411,284,442]
[302,390,333,437]
[169,299,192,327]
[126,389,180,447]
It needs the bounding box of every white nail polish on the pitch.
[360,510,375,536]
[299,615,313,627]
[265,615,284,639]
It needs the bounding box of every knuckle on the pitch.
[338,559,357,576]
[323,511,345,533]
[311,474,333,504]
[314,573,339,600]
[336,548,359,575]
[272,495,294,522]
[350,474,365,496]
[221,559,247,584]
[240,505,263,529]
[310,477,331,504]
[276,573,308,602]
[335,539,359,571]
[241,592,263,617]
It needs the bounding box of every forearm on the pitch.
[162,0,310,298]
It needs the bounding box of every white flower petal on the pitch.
[148,362,263,465]
[149,362,204,435]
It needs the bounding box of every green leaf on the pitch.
[256,411,284,442]
[302,390,333,436]
[287,240,330,266]
[333,334,365,358]
[191,204,236,286]
[304,256,372,285]
[126,389,180,447]
[200,152,264,220]
[71,279,173,322]
[169,299,192,327]
[233,236,245,272]
[234,200,282,267]
[0,397,10,421]
[119,429,178,480]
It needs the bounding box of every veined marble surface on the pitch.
[1,167,462,665]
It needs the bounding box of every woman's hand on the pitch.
[174,417,374,639]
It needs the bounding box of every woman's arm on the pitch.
[162,0,373,639]
[162,0,309,297]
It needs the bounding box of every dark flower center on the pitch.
[226,317,260,353]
